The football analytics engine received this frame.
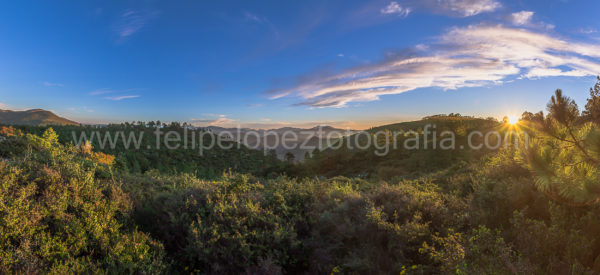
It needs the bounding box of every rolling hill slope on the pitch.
[0,109,79,126]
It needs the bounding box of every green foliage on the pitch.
[0,128,166,273]
[584,76,600,124]
[299,116,500,179]
[521,89,600,205]
[423,226,534,274]
[8,123,285,179]
[127,172,310,273]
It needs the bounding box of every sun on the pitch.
[508,115,519,125]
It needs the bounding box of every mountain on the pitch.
[0,109,79,126]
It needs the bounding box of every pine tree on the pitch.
[522,88,600,206]
[284,152,295,163]
[584,76,600,124]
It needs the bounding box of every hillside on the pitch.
[8,122,288,178]
[0,109,79,126]
[207,125,357,161]
[368,115,497,133]
[301,115,501,178]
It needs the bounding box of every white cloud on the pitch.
[580,27,597,34]
[510,11,534,26]
[67,106,94,113]
[202,113,228,118]
[90,88,114,95]
[507,11,554,30]
[90,88,141,95]
[0,102,7,109]
[244,11,262,22]
[524,68,588,78]
[105,95,140,101]
[190,116,237,127]
[433,0,501,17]
[381,2,411,17]
[43,81,64,87]
[236,120,358,130]
[114,9,158,38]
[389,0,499,18]
[243,11,279,37]
[269,25,600,108]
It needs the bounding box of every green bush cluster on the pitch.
[0,129,166,273]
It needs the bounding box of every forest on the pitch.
[1,78,600,274]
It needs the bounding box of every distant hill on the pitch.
[305,116,502,178]
[206,125,358,161]
[0,109,79,126]
[368,115,497,133]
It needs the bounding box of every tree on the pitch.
[584,76,600,124]
[41,127,59,149]
[522,88,600,206]
[284,152,295,163]
[547,89,579,127]
[267,149,278,160]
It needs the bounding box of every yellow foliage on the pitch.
[91,152,115,166]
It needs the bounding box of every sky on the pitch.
[0,0,599,129]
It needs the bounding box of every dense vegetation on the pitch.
[300,116,501,179]
[8,123,287,178]
[2,79,600,273]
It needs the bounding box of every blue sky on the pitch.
[0,0,599,129]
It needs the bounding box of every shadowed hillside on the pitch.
[0,109,79,126]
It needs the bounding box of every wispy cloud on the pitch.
[381,2,411,17]
[43,81,64,87]
[0,102,29,111]
[269,24,600,108]
[580,27,597,34]
[105,95,140,101]
[507,11,553,30]
[190,115,236,127]
[243,11,279,37]
[412,0,501,17]
[224,120,359,130]
[89,88,115,95]
[441,0,501,16]
[67,106,94,113]
[244,11,262,22]
[114,9,159,39]
[510,11,534,26]
[203,113,228,118]
[90,88,143,101]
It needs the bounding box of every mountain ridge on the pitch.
[0,109,79,126]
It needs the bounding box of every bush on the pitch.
[0,129,166,273]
